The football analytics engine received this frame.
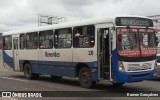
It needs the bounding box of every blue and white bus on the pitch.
[3,15,157,88]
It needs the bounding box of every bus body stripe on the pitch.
[3,50,98,79]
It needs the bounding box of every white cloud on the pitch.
[0,0,160,32]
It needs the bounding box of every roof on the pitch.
[3,15,149,36]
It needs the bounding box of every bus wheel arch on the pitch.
[76,64,96,88]
[23,61,30,71]
[75,63,89,77]
[23,61,39,79]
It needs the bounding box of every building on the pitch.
[148,15,160,32]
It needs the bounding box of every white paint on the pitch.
[3,15,150,36]
[122,60,156,72]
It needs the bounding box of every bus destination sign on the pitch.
[116,17,153,27]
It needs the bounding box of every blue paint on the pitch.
[114,70,156,83]
[19,60,97,78]
[3,50,14,68]
[31,60,97,78]
[90,67,98,81]
[31,63,75,77]
[111,49,119,81]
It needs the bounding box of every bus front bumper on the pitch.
[113,70,157,83]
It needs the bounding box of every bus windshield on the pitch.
[117,28,156,58]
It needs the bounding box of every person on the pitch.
[34,42,38,48]
[73,29,81,47]
[40,42,43,48]
[74,29,81,37]
[49,40,53,48]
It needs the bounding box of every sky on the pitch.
[0,0,160,32]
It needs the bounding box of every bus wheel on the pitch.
[78,67,96,88]
[112,82,124,87]
[50,75,62,79]
[24,63,39,79]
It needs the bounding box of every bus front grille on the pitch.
[127,63,152,72]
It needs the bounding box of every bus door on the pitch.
[13,38,20,71]
[97,28,112,80]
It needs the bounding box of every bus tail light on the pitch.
[118,61,125,72]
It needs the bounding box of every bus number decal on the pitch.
[88,50,93,55]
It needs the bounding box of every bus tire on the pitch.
[78,67,96,88]
[112,82,124,87]
[24,63,39,79]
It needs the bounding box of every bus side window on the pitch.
[3,36,12,50]
[54,28,72,48]
[73,25,95,48]
[26,32,38,49]
[39,30,53,49]
[20,34,25,49]
[49,39,53,48]
[34,42,38,48]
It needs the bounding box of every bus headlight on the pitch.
[119,61,125,72]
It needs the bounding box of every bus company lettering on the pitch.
[45,52,60,57]
[121,18,149,26]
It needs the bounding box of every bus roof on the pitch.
[3,15,150,36]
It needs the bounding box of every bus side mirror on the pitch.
[118,34,122,43]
